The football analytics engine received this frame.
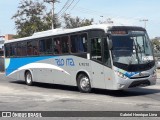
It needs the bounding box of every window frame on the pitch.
[5,44,10,58]
[90,37,103,63]
[10,42,17,57]
[4,31,90,57]
[102,37,112,68]
[39,37,53,55]
[70,32,88,54]
[61,35,70,54]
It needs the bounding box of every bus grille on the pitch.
[130,76,150,79]
[128,80,150,88]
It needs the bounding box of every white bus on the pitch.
[4,24,156,93]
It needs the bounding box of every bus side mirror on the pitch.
[107,37,112,50]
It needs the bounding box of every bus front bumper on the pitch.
[116,75,156,90]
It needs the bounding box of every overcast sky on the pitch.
[0,0,160,38]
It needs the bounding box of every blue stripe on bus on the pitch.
[6,56,54,76]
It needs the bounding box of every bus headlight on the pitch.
[152,69,157,78]
[116,71,128,79]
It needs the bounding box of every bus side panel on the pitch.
[72,56,92,87]
[5,58,18,80]
[50,56,92,86]
[27,57,71,85]
[103,66,116,90]
[6,71,18,80]
[5,56,53,81]
[5,56,93,87]
[90,61,105,89]
[19,70,25,81]
[90,61,115,90]
[32,68,54,83]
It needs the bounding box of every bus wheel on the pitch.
[77,74,91,93]
[25,71,33,86]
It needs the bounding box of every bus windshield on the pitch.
[111,31,154,69]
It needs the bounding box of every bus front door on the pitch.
[90,37,106,89]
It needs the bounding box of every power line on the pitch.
[57,1,144,26]
[58,0,75,17]
[72,6,142,21]
[57,0,71,15]
[68,0,80,13]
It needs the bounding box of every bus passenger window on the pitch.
[17,42,27,56]
[61,36,69,54]
[45,38,53,54]
[5,44,10,57]
[10,43,17,57]
[39,40,45,55]
[70,35,78,53]
[27,41,33,56]
[54,38,62,54]
[39,38,52,55]
[70,33,87,53]
[91,38,102,62]
[32,40,39,55]
[21,42,27,56]
[17,43,22,56]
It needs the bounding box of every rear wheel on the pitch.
[77,74,91,93]
[25,71,33,86]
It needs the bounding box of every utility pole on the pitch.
[100,16,113,24]
[44,0,57,29]
[106,18,113,24]
[100,16,104,24]
[140,19,148,29]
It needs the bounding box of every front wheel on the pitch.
[25,71,33,86]
[77,74,91,93]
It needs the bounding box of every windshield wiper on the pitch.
[126,53,136,70]
[134,42,140,65]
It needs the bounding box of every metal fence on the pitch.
[0,57,4,71]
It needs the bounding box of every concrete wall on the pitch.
[5,34,14,40]
[0,57,4,72]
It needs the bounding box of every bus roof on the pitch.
[4,24,145,44]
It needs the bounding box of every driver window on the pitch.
[91,38,102,62]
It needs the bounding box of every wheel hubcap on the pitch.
[26,74,32,84]
[80,77,90,91]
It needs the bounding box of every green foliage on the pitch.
[63,14,94,28]
[12,0,60,38]
[12,0,94,38]
[151,38,160,52]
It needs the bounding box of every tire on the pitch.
[25,71,33,86]
[77,74,91,93]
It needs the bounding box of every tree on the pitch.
[12,0,94,38]
[12,0,61,38]
[43,11,61,30]
[63,14,94,28]
[151,38,160,52]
